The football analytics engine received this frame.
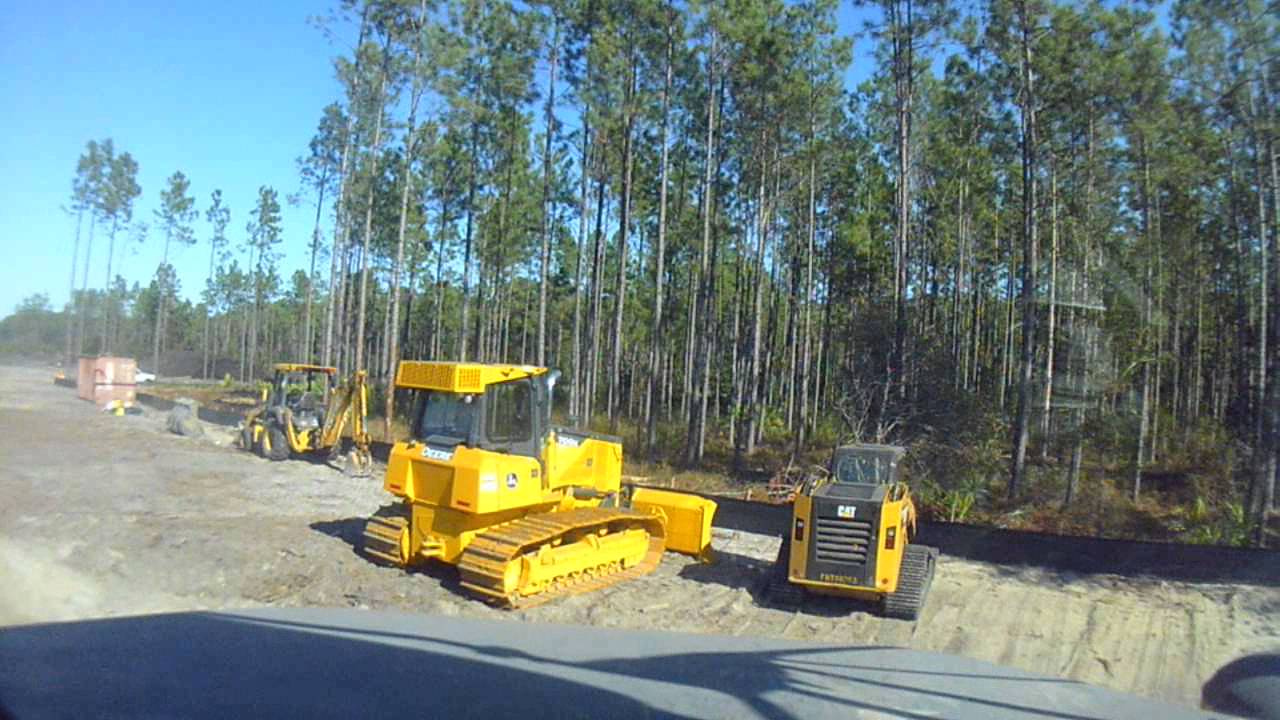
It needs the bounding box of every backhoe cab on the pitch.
[768,444,939,620]
[241,363,371,475]
[362,361,716,608]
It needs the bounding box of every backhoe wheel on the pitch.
[880,544,938,621]
[260,424,290,461]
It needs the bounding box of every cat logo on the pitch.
[837,505,857,519]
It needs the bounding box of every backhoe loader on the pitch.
[240,363,372,475]
[766,444,938,620]
[361,361,716,608]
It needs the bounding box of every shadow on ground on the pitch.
[676,548,880,619]
[0,608,1191,720]
[308,510,467,595]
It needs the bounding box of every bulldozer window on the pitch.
[486,378,533,445]
[415,391,478,444]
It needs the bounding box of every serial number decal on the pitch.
[820,574,860,584]
[422,446,454,461]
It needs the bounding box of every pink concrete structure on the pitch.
[77,357,139,407]
[77,357,95,401]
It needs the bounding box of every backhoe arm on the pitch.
[319,370,372,476]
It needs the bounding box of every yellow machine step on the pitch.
[457,507,667,609]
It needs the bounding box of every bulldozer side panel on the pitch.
[388,443,557,515]
[543,431,623,496]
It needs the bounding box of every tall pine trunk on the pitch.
[686,33,718,466]
[1009,0,1038,499]
[646,17,673,454]
[570,123,590,418]
[76,214,97,357]
[1041,159,1059,456]
[537,15,559,366]
[385,0,428,439]
[354,67,388,373]
[304,173,327,365]
[459,125,478,361]
[65,209,83,366]
[608,56,637,433]
[322,7,368,369]
[150,229,170,373]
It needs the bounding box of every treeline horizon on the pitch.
[21,0,1278,543]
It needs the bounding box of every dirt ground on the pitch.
[2,365,1276,710]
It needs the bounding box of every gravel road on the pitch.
[1,365,1276,709]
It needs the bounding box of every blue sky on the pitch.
[0,1,881,319]
[0,1,350,316]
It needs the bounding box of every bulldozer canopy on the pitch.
[396,361,546,394]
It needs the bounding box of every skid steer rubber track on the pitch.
[881,544,938,620]
[362,507,410,566]
[457,507,666,609]
[764,536,805,608]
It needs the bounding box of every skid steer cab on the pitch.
[767,444,938,620]
[361,361,716,609]
[240,363,371,474]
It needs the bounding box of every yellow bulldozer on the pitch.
[241,363,372,475]
[767,444,938,620]
[361,361,716,608]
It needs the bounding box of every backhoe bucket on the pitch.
[630,488,717,562]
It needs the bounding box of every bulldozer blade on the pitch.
[629,488,717,562]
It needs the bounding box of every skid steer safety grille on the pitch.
[813,517,873,565]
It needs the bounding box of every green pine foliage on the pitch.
[35,0,1279,544]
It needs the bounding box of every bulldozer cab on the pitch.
[409,370,552,462]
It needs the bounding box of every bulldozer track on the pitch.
[362,509,410,566]
[457,507,666,609]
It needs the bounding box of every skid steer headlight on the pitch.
[793,518,805,542]
[885,526,897,550]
